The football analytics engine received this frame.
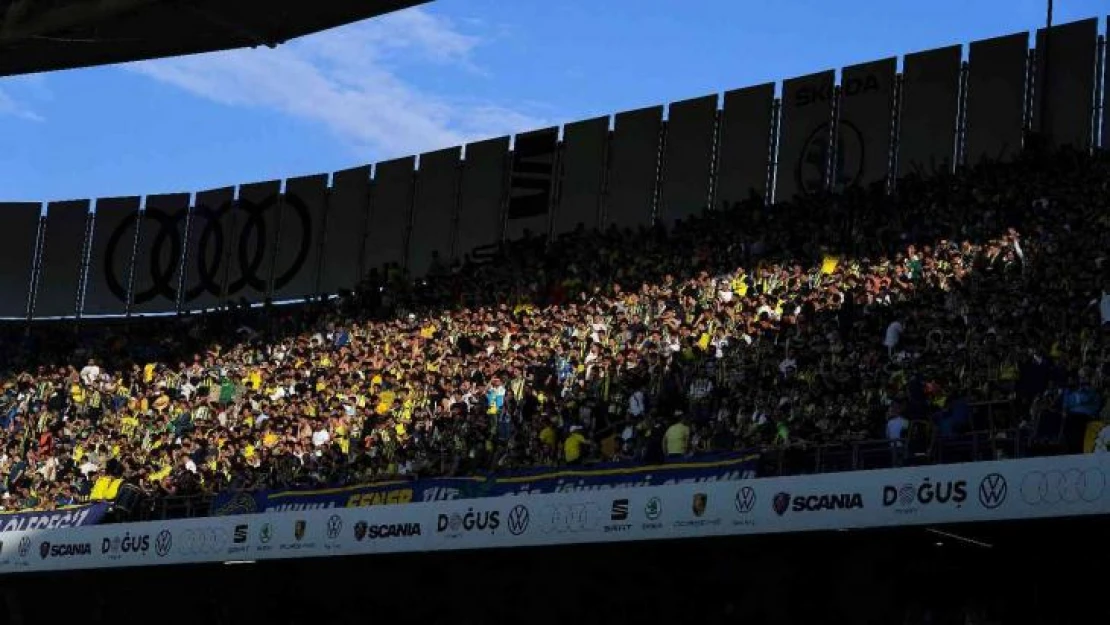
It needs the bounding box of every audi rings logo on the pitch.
[978,474,1008,509]
[177,527,230,556]
[507,505,531,536]
[540,503,601,534]
[104,193,313,304]
[1021,468,1105,506]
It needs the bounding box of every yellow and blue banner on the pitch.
[210,451,758,516]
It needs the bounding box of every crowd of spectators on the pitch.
[0,148,1107,513]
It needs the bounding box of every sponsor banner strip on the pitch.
[2,454,1109,575]
[209,452,760,515]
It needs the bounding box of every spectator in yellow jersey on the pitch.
[663,413,691,460]
[563,426,591,465]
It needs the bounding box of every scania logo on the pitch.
[507,505,531,536]
[772,492,791,516]
[735,486,756,514]
[978,474,1008,509]
[40,542,91,559]
[1020,468,1104,505]
[17,537,31,558]
[774,492,863,514]
[326,515,343,540]
[357,523,422,540]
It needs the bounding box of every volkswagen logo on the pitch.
[154,530,173,557]
[326,515,343,540]
[178,527,230,556]
[734,486,756,514]
[1021,468,1105,505]
[978,473,1008,509]
[507,505,531,536]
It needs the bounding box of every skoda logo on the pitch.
[978,473,1008,509]
[735,486,756,514]
[507,505,531,536]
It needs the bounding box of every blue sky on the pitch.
[0,0,1105,202]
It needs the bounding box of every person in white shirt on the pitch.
[884,319,904,356]
[79,360,101,386]
[886,413,909,441]
[628,389,645,418]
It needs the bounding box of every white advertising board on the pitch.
[0,453,1105,575]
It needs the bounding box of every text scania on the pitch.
[883,479,967,512]
[45,543,92,558]
[437,509,500,535]
[792,493,864,512]
[368,523,422,539]
[101,533,151,558]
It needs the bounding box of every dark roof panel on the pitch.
[0,0,430,77]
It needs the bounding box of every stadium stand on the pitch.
[0,144,1107,517]
[2,7,1110,625]
[0,15,1106,526]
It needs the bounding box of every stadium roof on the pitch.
[0,0,430,77]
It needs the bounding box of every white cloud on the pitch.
[126,7,545,159]
[0,87,44,122]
